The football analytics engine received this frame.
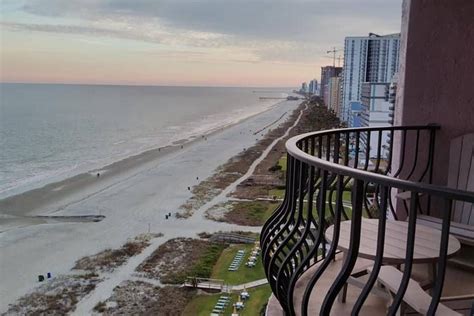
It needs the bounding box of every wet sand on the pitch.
[0,143,188,220]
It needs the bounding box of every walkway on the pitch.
[183,278,268,292]
[232,278,268,291]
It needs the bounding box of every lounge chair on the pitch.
[370,266,461,315]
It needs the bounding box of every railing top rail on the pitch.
[286,125,474,202]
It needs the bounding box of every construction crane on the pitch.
[326,47,342,67]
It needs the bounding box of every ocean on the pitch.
[0,83,288,199]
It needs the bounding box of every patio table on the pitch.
[325,218,461,302]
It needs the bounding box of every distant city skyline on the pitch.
[1,0,401,87]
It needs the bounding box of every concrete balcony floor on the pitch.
[267,253,474,315]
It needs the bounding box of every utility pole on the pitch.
[337,55,343,67]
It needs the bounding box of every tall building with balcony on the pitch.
[341,33,400,123]
[320,66,342,106]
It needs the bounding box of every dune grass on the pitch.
[268,188,285,199]
[187,243,227,281]
[224,201,279,226]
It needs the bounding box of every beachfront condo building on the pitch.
[320,66,342,107]
[308,79,318,95]
[327,75,342,116]
[340,33,400,123]
[300,82,308,93]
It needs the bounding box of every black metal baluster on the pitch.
[406,129,420,181]
[364,130,371,170]
[387,192,418,315]
[320,179,364,314]
[261,153,292,245]
[352,185,388,315]
[301,168,329,315]
[426,126,437,215]
[388,129,408,220]
[263,156,297,288]
[374,130,383,172]
[287,166,316,313]
[261,155,292,258]
[386,128,395,174]
[275,150,308,312]
[427,198,452,315]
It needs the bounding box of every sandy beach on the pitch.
[0,99,302,312]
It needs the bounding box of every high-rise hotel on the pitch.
[340,33,400,122]
[320,66,342,107]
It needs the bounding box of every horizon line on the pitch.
[0,81,297,90]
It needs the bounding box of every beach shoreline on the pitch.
[0,99,283,224]
[0,85,288,203]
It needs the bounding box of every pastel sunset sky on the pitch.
[1,0,401,87]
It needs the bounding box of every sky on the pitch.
[0,0,402,87]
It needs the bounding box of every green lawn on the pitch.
[182,240,270,315]
[182,285,272,316]
[239,285,272,316]
[211,244,266,285]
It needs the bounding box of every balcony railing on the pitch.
[260,125,474,315]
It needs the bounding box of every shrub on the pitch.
[268,164,282,172]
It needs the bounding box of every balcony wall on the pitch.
[394,0,474,189]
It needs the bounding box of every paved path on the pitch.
[72,237,165,315]
[232,278,268,291]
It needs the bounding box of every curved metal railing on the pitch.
[261,125,474,315]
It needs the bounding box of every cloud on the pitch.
[1,20,235,49]
[1,21,163,43]
[4,0,401,65]
[19,0,401,42]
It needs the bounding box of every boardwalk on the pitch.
[210,233,256,244]
[183,278,228,291]
[183,277,268,292]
